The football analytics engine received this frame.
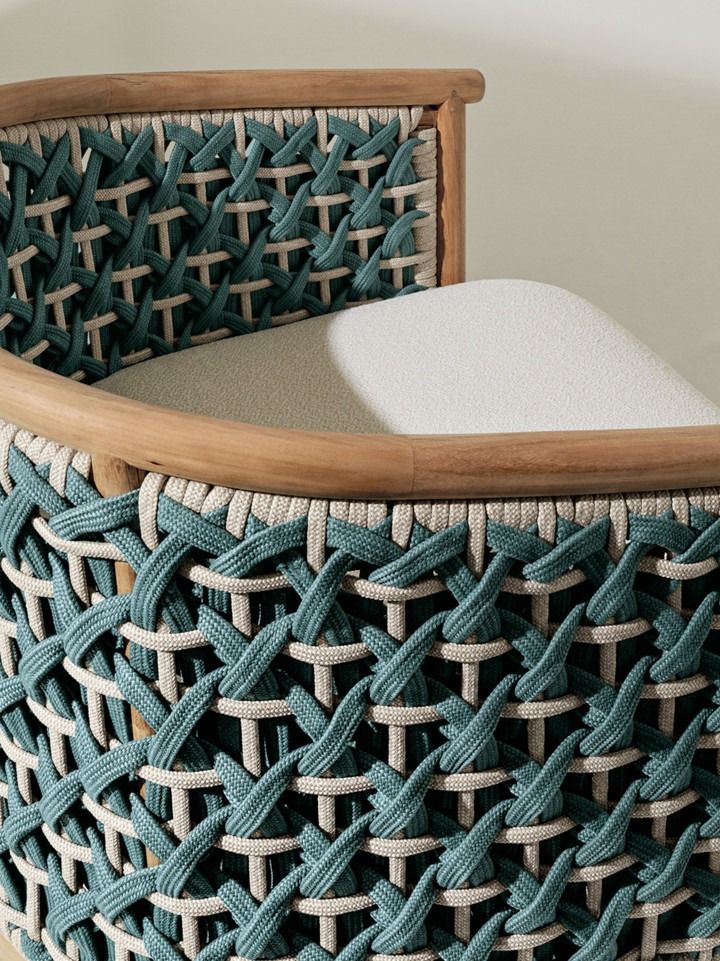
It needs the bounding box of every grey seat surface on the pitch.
[98,280,720,433]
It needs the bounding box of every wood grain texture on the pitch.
[437,92,467,285]
[92,455,152,739]
[0,933,26,961]
[2,350,720,499]
[92,454,146,594]
[92,454,157,867]
[0,69,485,127]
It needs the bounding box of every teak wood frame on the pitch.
[1,68,719,502]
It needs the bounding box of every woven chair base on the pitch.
[0,426,718,961]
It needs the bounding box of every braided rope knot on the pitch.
[0,108,435,379]
[0,439,719,959]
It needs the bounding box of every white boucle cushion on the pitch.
[98,279,720,433]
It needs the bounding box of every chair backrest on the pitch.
[0,72,718,513]
[0,70,483,381]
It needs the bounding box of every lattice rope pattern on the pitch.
[0,426,719,961]
[0,107,436,381]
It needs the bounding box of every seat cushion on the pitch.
[98,279,720,433]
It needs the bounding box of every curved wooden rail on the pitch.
[0,69,485,127]
[2,349,720,499]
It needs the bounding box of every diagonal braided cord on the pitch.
[0,425,719,961]
[0,107,436,381]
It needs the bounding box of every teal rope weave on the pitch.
[0,109,434,381]
[0,436,718,961]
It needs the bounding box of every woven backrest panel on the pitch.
[0,422,719,961]
[0,107,436,381]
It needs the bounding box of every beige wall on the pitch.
[1,0,719,402]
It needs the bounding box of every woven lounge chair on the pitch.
[0,69,719,961]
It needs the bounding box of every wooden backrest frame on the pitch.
[1,68,719,501]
